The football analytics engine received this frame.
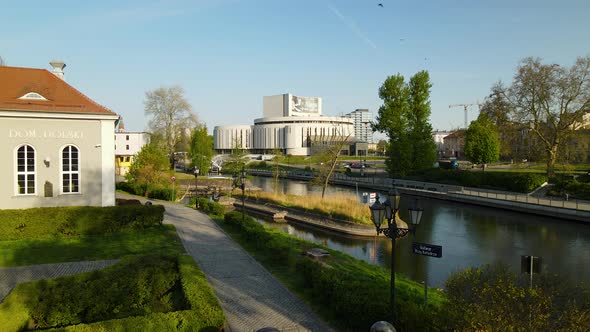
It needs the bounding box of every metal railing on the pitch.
[246,169,590,212]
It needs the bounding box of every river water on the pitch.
[249,176,590,287]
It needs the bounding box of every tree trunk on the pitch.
[546,145,558,178]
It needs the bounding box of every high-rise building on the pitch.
[344,109,373,143]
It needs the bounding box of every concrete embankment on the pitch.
[233,200,379,237]
[247,169,590,223]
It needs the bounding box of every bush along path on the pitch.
[117,192,334,332]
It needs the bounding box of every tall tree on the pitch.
[144,86,198,168]
[189,125,214,175]
[373,71,436,177]
[464,115,500,168]
[507,56,590,177]
[479,83,519,160]
[407,71,437,170]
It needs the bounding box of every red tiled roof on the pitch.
[0,65,117,115]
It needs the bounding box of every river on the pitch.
[249,176,590,287]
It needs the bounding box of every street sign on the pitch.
[171,176,176,182]
[521,256,542,274]
[412,242,442,258]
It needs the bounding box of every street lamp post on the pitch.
[240,166,246,223]
[193,166,199,209]
[369,189,423,327]
[232,166,247,222]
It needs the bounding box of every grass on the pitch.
[247,191,372,225]
[0,225,184,267]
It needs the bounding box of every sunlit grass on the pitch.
[248,190,372,225]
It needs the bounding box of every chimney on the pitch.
[49,59,66,80]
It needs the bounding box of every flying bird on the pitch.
[378,3,384,7]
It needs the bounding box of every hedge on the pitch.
[0,255,225,332]
[116,182,176,201]
[222,211,448,331]
[409,169,547,193]
[0,205,165,241]
[195,198,225,217]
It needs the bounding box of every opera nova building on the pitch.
[214,94,354,156]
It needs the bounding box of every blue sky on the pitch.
[3,0,589,134]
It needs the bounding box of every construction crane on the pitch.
[449,103,482,128]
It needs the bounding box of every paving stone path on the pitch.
[121,194,334,332]
[0,260,117,302]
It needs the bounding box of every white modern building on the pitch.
[344,108,374,143]
[0,61,119,209]
[114,123,149,176]
[214,93,354,156]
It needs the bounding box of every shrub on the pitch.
[30,254,184,328]
[197,198,225,216]
[409,169,547,193]
[148,187,176,201]
[0,255,225,332]
[445,263,590,331]
[221,211,446,331]
[117,181,176,201]
[0,205,165,241]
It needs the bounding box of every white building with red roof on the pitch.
[0,60,120,209]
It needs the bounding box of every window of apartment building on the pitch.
[61,145,80,194]
[126,135,129,140]
[126,145,130,150]
[16,144,36,195]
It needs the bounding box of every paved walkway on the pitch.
[119,194,334,332]
[0,260,117,302]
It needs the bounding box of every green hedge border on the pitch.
[0,255,225,332]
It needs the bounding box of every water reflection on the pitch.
[250,176,590,287]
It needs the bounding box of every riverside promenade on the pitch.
[247,169,590,222]
[118,193,334,332]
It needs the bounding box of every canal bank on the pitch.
[247,176,590,287]
[232,199,378,237]
[247,169,590,223]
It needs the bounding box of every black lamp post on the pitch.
[232,166,247,222]
[240,166,246,222]
[369,189,423,327]
[193,166,199,208]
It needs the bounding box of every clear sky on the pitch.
[3,0,589,134]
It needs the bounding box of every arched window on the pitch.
[61,145,80,193]
[16,145,36,195]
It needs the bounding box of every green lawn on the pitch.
[0,225,184,267]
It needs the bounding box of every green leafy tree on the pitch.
[407,71,437,170]
[464,115,500,167]
[189,125,214,175]
[126,143,170,196]
[373,71,436,177]
[144,85,198,168]
[506,56,590,177]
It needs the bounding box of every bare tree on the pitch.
[310,127,352,199]
[506,56,590,176]
[144,86,198,168]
